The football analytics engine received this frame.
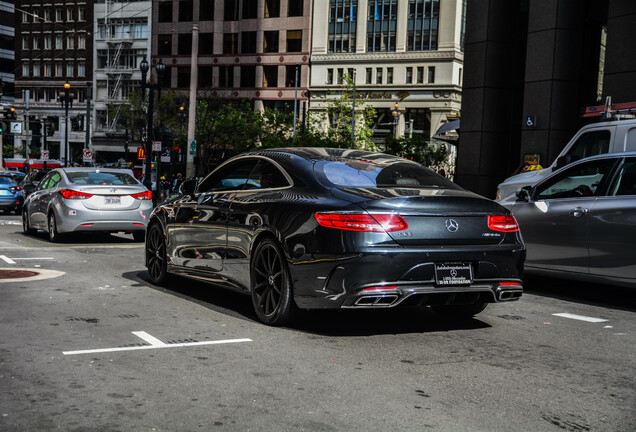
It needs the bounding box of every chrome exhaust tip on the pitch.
[496,287,523,301]
[354,295,399,306]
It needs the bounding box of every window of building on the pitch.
[241,31,257,54]
[387,67,393,84]
[328,0,357,53]
[178,67,190,88]
[337,68,344,84]
[78,6,85,21]
[199,33,214,55]
[327,69,333,85]
[219,66,234,88]
[78,60,85,76]
[22,11,29,23]
[406,67,413,84]
[199,66,213,87]
[367,0,397,52]
[32,35,40,49]
[287,30,302,52]
[243,0,257,19]
[241,65,256,87]
[158,34,172,56]
[66,6,74,21]
[286,65,299,87]
[289,1,303,17]
[66,61,74,77]
[22,35,29,50]
[366,68,372,84]
[78,33,86,49]
[22,61,29,77]
[67,34,75,50]
[407,0,439,51]
[417,66,424,83]
[200,1,214,20]
[428,66,435,83]
[44,34,52,49]
[405,108,431,136]
[33,61,40,76]
[225,0,239,21]
[223,33,238,54]
[264,31,279,53]
[55,62,62,77]
[178,33,192,55]
[158,1,172,22]
[265,0,280,18]
[179,0,193,21]
[459,67,462,86]
[55,7,63,22]
[44,7,52,22]
[44,62,52,77]
[55,33,64,50]
[263,66,278,87]
[376,67,383,84]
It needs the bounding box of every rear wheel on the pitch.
[250,237,294,326]
[47,212,63,243]
[431,301,488,318]
[22,210,36,235]
[146,224,167,285]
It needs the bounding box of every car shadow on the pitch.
[126,270,492,336]
[21,230,139,244]
[523,274,636,312]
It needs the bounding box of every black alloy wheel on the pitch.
[250,237,295,326]
[22,210,36,235]
[47,212,62,243]
[146,224,167,285]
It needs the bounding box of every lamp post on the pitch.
[59,82,74,166]
[392,102,400,138]
[139,57,165,203]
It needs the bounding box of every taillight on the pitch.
[488,215,519,232]
[59,189,93,200]
[131,191,152,200]
[314,213,408,232]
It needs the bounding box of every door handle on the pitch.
[570,207,589,217]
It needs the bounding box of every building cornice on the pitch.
[310,50,463,64]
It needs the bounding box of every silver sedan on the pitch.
[501,152,636,288]
[22,168,153,242]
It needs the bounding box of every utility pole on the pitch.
[185,23,199,178]
[85,82,92,165]
[24,90,30,169]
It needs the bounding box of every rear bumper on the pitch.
[55,202,152,233]
[0,196,23,209]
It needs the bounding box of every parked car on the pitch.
[0,170,26,183]
[145,148,526,325]
[0,174,23,214]
[19,169,49,199]
[22,168,153,242]
[496,117,636,202]
[502,152,636,288]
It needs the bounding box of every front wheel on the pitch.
[431,302,488,318]
[250,237,295,326]
[146,224,167,285]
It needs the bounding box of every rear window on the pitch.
[315,160,460,189]
[0,176,14,185]
[66,171,138,185]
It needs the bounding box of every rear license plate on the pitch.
[435,262,473,286]
[104,196,121,205]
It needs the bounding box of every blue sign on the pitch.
[190,140,196,155]
[526,116,537,128]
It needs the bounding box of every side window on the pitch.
[625,128,636,151]
[536,159,615,200]
[608,158,636,196]
[565,130,611,163]
[48,172,62,188]
[245,161,290,189]
[197,159,260,193]
[37,172,55,190]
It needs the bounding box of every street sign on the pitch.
[526,115,537,128]
[10,122,21,134]
[41,150,49,160]
[190,140,196,155]
[137,147,146,160]
[152,141,162,152]
[83,148,93,162]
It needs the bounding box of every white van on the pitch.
[496,117,636,202]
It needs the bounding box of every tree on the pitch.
[384,135,449,172]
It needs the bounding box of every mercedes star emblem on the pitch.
[445,219,459,232]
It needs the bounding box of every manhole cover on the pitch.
[0,270,40,280]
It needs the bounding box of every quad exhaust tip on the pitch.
[355,295,399,306]
[496,286,523,301]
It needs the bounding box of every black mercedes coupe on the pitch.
[145,148,525,325]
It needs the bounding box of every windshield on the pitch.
[66,171,138,185]
[315,159,461,190]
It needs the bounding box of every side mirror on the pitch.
[179,178,197,195]
[516,186,532,202]
[554,155,572,170]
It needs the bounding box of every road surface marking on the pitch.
[63,331,252,356]
[552,313,608,323]
[0,255,16,264]
[12,257,55,260]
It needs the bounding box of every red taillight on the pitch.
[499,282,521,286]
[488,215,520,232]
[131,190,152,200]
[314,213,408,232]
[363,285,398,291]
[59,189,93,200]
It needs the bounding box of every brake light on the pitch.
[59,189,93,200]
[363,285,398,291]
[315,213,408,232]
[131,190,152,200]
[488,215,520,232]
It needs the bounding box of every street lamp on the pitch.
[392,102,400,138]
[59,81,74,166]
[139,57,165,203]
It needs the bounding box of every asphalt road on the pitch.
[0,213,634,432]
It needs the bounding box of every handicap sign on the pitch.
[526,116,537,128]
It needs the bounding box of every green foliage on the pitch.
[384,135,449,171]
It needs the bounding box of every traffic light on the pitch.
[0,121,4,134]
[5,107,16,119]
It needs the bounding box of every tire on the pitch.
[146,224,168,285]
[431,301,488,318]
[22,210,36,235]
[132,231,145,242]
[250,237,295,326]
[47,212,63,243]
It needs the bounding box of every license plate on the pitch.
[435,262,473,286]
[104,196,121,205]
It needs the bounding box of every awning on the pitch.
[432,119,460,143]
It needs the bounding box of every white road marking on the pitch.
[552,313,608,323]
[0,255,16,264]
[11,257,55,260]
[63,331,252,356]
